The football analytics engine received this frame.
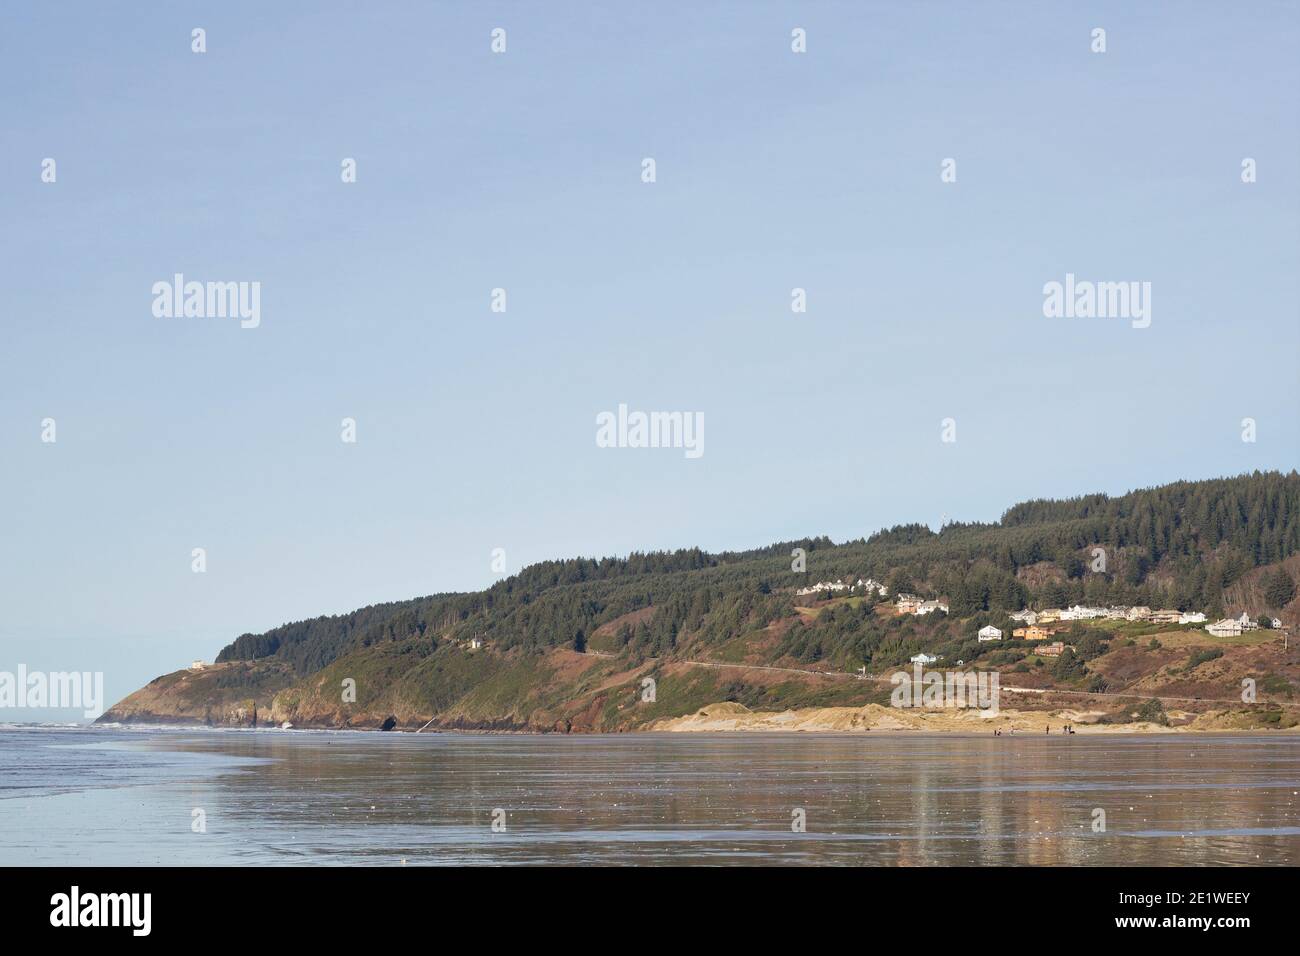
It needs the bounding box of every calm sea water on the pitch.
[2,727,1298,865]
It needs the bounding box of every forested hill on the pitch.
[215,471,1300,677]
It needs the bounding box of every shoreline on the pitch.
[89,706,1300,737]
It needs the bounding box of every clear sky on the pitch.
[2,2,1297,719]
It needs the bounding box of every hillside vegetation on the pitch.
[102,471,1300,732]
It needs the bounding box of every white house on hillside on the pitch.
[978,625,1003,642]
[1061,605,1107,621]
[1205,619,1242,638]
[910,653,940,665]
[796,580,852,596]
[1179,611,1207,625]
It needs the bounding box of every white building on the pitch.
[1061,605,1107,621]
[915,600,948,616]
[1272,618,1284,629]
[910,653,940,665]
[1235,612,1259,631]
[469,637,484,650]
[1179,611,1207,625]
[1205,619,1243,638]
[796,580,852,596]
[978,625,1003,642]
[188,660,207,671]
[1127,606,1152,621]
[1010,609,1039,624]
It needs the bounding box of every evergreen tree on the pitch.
[1264,568,1296,609]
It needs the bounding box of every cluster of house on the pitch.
[991,605,1284,642]
[1204,612,1283,638]
[975,624,1068,657]
[1010,605,1208,626]
[894,593,949,616]
[911,602,1289,671]
[819,584,1287,670]
[790,585,1284,643]
[795,577,889,598]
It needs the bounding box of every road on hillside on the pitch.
[582,649,1273,708]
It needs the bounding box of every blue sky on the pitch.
[2,2,1297,718]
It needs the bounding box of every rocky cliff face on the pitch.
[98,660,295,726]
[97,642,833,733]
